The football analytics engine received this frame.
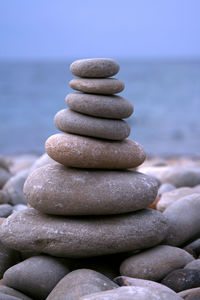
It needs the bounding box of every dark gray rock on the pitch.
[0,208,169,258]
[3,255,69,299]
[161,269,200,292]
[70,78,124,95]
[0,240,20,278]
[54,109,130,140]
[70,58,120,78]
[46,269,118,300]
[24,164,158,215]
[66,93,133,119]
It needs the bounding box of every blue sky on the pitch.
[0,0,200,59]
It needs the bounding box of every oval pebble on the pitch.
[24,164,158,215]
[66,93,133,119]
[45,133,146,169]
[70,58,120,78]
[54,109,130,140]
[70,78,124,95]
[0,208,169,257]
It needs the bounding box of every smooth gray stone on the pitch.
[66,93,133,119]
[120,245,193,281]
[0,208,169,258]
[24,164,158,215]
[163,194,200,246]
[46,269,118,300]
[0,204,13,217]
[3,255,69,300]
[79,286,183,300]
[70,78,124,95]
[54,109,130,140]
[3,169,29,205]
[0,241,20,278]
[45,133,146,169]
[70,58,120,78]
[0,286,32,300]
[161,269,200,292]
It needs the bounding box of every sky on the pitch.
[0,0,200,60]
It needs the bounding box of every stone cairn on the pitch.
[0,59,174,299]
[0,58,169,256]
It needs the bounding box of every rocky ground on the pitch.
[0,153,200,300]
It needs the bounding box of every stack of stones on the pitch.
[0,58,169,259]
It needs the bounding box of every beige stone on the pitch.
[24,164,158,215]
[70,78,124,95]
[45,133,146,169]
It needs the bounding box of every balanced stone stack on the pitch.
[0,58,169,258]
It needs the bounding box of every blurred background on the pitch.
[0,0,200,156]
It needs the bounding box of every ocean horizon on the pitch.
[0,59,200,156]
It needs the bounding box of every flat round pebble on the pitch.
[79,286,183,300]
[54,109,130,140]
[24,164,158,215]
[66,93,133,119]
[0,208,169,257]
[45,133,146,169]
[161,269,200,292]
[46,269,118,300]
[3,255,69,300]
[70,58,120,78]
[120,245,193,281]
[70,78,124,95]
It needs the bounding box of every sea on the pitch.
[0,59,200,156]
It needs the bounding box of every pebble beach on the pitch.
[0,58,200,300]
